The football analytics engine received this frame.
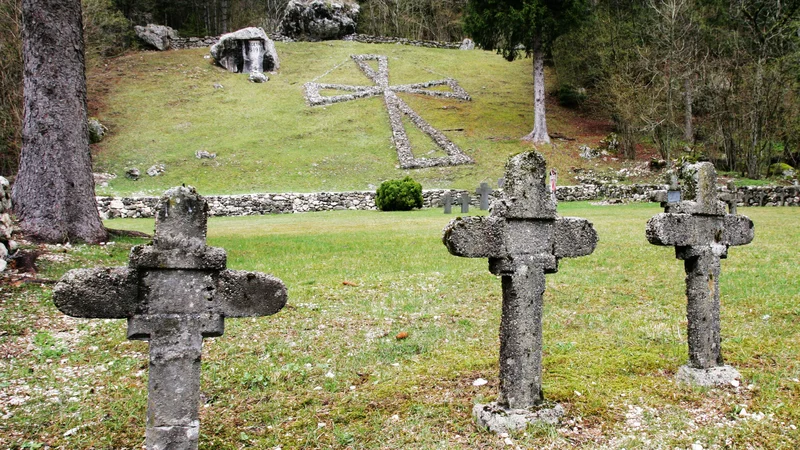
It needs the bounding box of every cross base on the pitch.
[676,365,741,387]
[473,402,564,434]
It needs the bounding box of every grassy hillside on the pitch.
[88,42,629,196]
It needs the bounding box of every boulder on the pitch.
[280,0,359,41]
[134,24,179,51]
[460,38,475,50]
[210,27,280,74]
[88,117,107,144]
[249,72,269,83]
[147,164,165,177]
[126,168,141,180]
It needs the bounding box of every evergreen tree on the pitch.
[464,0,589,143]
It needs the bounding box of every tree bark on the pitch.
[13,0,107,244]
[684,76,694,144]
[221,0,229,34]
[522,32,550,144]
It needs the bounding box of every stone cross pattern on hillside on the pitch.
[53,186,288,450]
[443,152,598,433]
[304,54,474,169]
[647,163,754,386]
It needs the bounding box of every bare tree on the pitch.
[13,0,107,243]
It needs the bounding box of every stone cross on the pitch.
[304,54,473,169]
[442,152,598,432]
[477,182,492,210]
[646,163,754,386]
[719,181,739,214]
[459,192,470,213]
[53,186,288,450]
[443,192,453,214]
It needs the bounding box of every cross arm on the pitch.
[215,270,287,317]
[553,217,598,258]
[647,213,753,248]
[646,213,698,247]
[442,216,506,258]
[53,268,139,318]
[723,214,754,246]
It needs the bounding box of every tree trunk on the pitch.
[684,76,693,144]
[13,0,107,244]
[221,0,229,33]
[522,32,550,144]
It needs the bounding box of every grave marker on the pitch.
[646,163,754,386]
[443,192,453,214]
[442,152,598,433]
[460,192,470,213]
[53,186,288,449]
[477,182,492,210]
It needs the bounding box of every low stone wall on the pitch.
[97,184,799,219]
[342,34,462,49]
[167,32,465,51]
[739,185,800,206]
[170,36,219,50]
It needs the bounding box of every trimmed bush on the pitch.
[375,177,423,211]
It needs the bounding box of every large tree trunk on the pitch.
[522,32,550,144]
[13,0,107,244]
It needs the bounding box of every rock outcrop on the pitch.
[210,27,280,74]
[134,24,179,51]
[280,0,359,41]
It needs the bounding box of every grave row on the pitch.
[54,152,754,446]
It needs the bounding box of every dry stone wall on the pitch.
[166,32,467,50]
[96,184,799,219]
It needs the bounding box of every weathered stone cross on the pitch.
[304,54,473,169]
[477,182,493,210]
[443,151,598,432]
[53,186,287,449]
[647,163,754,386]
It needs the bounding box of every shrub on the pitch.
[375,177,423,211]
[556,83,587,108]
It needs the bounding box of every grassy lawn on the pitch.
[1,203,798,448]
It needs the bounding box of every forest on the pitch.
[1,0,799,180]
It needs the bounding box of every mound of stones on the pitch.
[280,0,359,41]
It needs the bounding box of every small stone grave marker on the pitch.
[53,186,288,449]
[443,192,453,214]
[459,192,470,213]
[646,163,754,386]
[477,182,492,210]
[442,151,598,433]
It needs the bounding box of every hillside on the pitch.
[88,41,647,196]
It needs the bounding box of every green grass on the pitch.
[1,204,799,448]
[89,42,628,197]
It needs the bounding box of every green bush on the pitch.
[556,83,587,108]
[375,177,423,211]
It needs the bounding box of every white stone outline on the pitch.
[303,54,474,169]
